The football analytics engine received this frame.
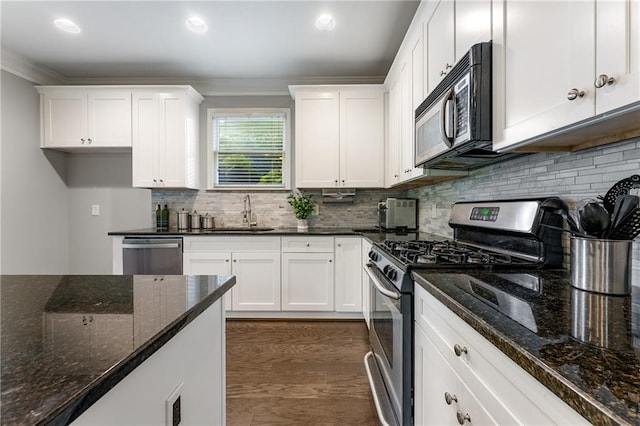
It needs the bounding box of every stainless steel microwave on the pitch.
[414,41,520,170]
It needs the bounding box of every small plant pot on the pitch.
[297,218,309,232]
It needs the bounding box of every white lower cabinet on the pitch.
[183,236,281,312]
[281,236,334,312]
[334,237,362,312]
[281,252,334,311]
[414,285,587,425]
[361,239,372,328]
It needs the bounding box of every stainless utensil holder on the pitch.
[570,236,632,295]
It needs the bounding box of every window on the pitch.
[208,109,290,189]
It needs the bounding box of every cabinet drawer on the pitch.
[281,236,334,253]
[414,284,585,425]
[183,236,280,253]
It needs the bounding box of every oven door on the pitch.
[364,264,408,426]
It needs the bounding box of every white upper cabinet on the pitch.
[455,0,492,60]
[132,86,203,189]
[427,0,455,93]
[493,0,640,152]
[291,85,385,188]
[38,87,132,149]
[595,0,640,114]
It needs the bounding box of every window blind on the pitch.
[213,113,286,187]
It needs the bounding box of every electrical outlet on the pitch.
[166,382,183,426]
[91,205,100,216]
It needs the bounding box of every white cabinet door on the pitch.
[132,88,201,189]
[361,239,372,327]
[87,91,132,147]
[231,252,281,311]
[281,252,334,311]
[42,91,88,147]
[339,91,385,187]
[427,0,455,93]
[183,252,232,311]
[132,92,160,188]
[385,76,403,187]
[334,237,362,312]
[595,0,640,114]
[415,323,461,425]
[294,91,340,188]
[455,0,492,61]
[492,0,595,151]
[159,91,188,187]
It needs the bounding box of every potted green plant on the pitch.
[287,191,314,231]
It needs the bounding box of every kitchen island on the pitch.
[0,274,235,425]
[413,269,640,425]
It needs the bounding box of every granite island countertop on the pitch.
[412,268,640,425]
[0,274,235,425]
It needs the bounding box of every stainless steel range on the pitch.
[363,198,564,426]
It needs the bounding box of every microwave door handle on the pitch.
[439,88,455,147]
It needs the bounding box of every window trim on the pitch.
[207,108,291,190]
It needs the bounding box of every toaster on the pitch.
[377,198,418,230]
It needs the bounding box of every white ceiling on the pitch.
[0,1,420,92]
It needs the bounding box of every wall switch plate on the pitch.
[91,205,100,216]
[166,382,184,426]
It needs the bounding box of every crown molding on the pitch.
[0,48,66,84]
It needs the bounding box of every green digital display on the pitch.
[470,206,500,221]
[480,208,491,216]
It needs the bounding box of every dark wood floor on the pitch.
[226,320,379,425]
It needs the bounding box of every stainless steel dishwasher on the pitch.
[122,238,183,274]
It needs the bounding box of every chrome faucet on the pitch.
[242,194,257,227]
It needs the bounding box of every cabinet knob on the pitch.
[337,243,342,247]
[87,138,92,144]
[153,179,157,183]
[225,259,229,262]
[394,174,399,178]
[453,344,468,357]
[594,74,616,88]
[456,411,471,425]
[306,243,310,247]
[233,259,237,263]
[440,70,447,77]
[444,392,458,405]
[80,138,86,144]
[329,259,332,263]
[567,88,585,101]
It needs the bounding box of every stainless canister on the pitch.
[570,236,632,295]
[177,208,190,230]
[201,213,215,229]
[190,211,201,229]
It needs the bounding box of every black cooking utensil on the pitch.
[607,207,640,240]
[601,174,640,214]
[578,202,610,238]
[540,198,582,235]
[607,194,639,237]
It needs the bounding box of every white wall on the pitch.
[0,70,69,274]
[67,154,151,274]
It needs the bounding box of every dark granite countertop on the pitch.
[412,269,640,425]
[0,274,235,426]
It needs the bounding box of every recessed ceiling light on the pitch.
[315,14,336,31]
[185,16,208,33]
[54,18,81,34]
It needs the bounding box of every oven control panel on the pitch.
[470,206,499,222]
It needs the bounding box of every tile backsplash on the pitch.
[152,189,406,230]
[407,136,640,267]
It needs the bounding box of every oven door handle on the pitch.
[366,264,401,300]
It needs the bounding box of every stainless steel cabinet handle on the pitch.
[457,411,471,425]
[594,74,616,88]
[454,344,468,357]
[567,88,585,101]
[444,392,458,405]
